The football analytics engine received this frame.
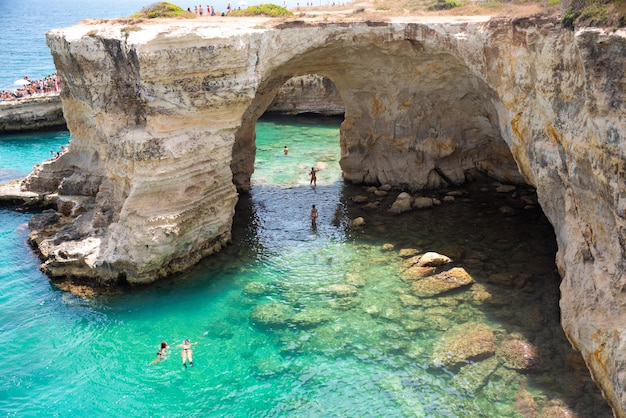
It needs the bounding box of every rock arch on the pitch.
[20,17,626,415]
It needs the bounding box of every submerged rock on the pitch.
[432,322,496,367]
[250,302,292,327]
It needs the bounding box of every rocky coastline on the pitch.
[0,94,66,134]
[0,13,625,416]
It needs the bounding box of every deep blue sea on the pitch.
[0,2,613,417]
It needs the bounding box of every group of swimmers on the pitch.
[151,339,199,367]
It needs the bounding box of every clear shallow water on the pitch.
[0,115,612,417]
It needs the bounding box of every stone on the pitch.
[352,195,369,203]
[318,283,358,297]
[496,185,516,193]
[498,337,541,372]
[411,267,474,297]
[351,217,365,227]
[398,248,420,258]
[401,265,436,282]
[412,196,434,209]
[388,192,413,214]
[432,322,496,367]
[250,302,292,328]
[417,252,452,267]
[382,243,395,251]
[243,281,269,296]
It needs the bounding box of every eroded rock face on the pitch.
[17,16,625,414]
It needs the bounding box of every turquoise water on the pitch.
[0,115,612,417]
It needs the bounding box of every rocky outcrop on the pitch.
[0,95,66,133]
[266,74,344,115]
[3,15,623,414]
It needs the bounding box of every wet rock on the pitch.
[319,283,358,297]
[411,267,474,297]
[352,195,369,203]
[539,403,578,418]
[344,272,365,287]
[351,217,365,227]
[432,322,496,367]
[442,195,455,203]
[364,305,380,317]
[374,189,388,197]
[250,302,292,327]
[379,184,392,191]
[399,293,421,307]
[365,186,378,193]
[243,281,269,296]
[496,184,516,193]
[499,205,516,215]
[382,243,395,251]
[290,308,332,328]
[413,196,434,209]
[401,265,436,282]
[515,388,537,418]
[452,356,500,394]
[389,192,413,214]
[417,252,452,267]
[398,248,420,258]
[498,336,541,371]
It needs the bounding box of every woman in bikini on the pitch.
[179,339,198,368]
[150,341,168,364]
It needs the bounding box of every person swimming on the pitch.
[150,341,168,364]
[179,339,198,368]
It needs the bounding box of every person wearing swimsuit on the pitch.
[150,341,168,365]
[179,339,198,368]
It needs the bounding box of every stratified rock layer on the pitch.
[10,15,625,415]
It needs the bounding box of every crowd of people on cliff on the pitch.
[188,3,231,16]
[0,74,61,102]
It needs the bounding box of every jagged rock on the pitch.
[432,322,496,367]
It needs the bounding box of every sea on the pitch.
[0,1,614,417]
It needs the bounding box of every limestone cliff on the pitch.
[12,15,626,415]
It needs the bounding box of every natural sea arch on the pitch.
[33,17,626,415]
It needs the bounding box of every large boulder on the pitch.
[411,267,474,297]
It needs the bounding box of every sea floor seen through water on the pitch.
[0,114,612,417]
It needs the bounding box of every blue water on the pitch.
[0,2,613,417]
[0,0,305,92]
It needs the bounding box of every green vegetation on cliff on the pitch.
[562,0,626,28]
[228,4,294,16]
[130,2,194,18]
